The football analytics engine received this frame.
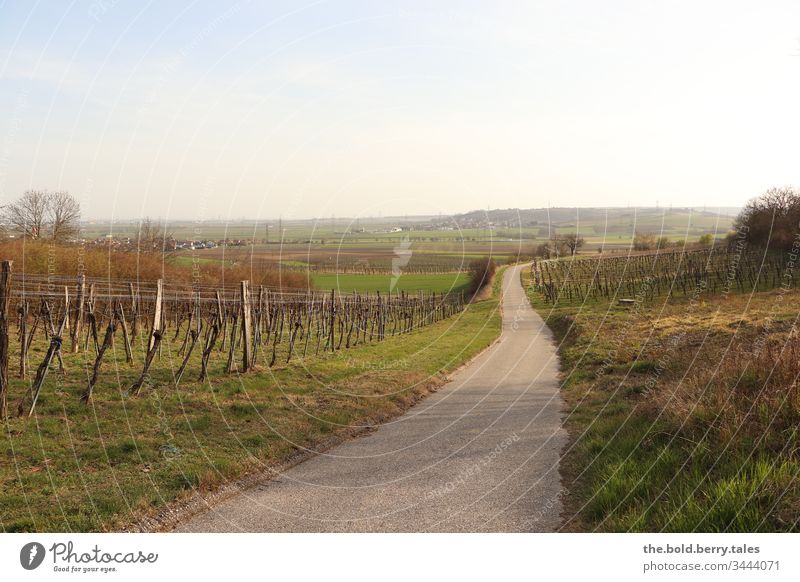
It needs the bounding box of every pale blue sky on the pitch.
[1,0,799,220]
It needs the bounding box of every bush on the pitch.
[734,186,800,251]
[466,257,496,296]
[632,231,656,251]
[533,242,551,258]
[656,236,671,250]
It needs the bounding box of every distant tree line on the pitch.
[534,233,585,258]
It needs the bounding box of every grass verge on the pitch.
[522,270,799,532]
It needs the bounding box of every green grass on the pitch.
[522,270,799,532]
[311,272,470,294]
[0,281,501,532]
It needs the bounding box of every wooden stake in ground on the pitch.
[40,298,65,373]
[175,327,199,387]
[0,261,11,419]
[199,314,220,382]
[129,282,138,338]
[240,280,252,372]
[116,302,134,365]
[131,330,162,396]
[71,274,85,353]
[18,301,29,379]
[18,306,68,417]
[81,314,116,403]
[225,312,239,373]
[148,279,163,352]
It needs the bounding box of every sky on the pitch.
[0,0,799,221]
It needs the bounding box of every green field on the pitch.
[0,278,501,532]
[311,272,470,294]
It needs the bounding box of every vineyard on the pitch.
[530,246,798,304]
[0,262,465,419]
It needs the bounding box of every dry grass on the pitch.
[523,272,800,532]
[0,240,307,288]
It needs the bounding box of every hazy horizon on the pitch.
[2,1,798,220]
[73,204,741,224]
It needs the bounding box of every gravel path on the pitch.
[176,264,566,532]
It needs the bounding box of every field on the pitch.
[83,207,736,276]
[310,272,470,294]
[0,275,502,532]
[524,258,800,531]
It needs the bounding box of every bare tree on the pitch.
[48,191,81,241]
[562,233,585,256]
[1,190,81,241]
[3,190,49,239]
[136,217,174,253]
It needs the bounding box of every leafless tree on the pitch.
[2,190,81,241]
[48,191,81,241]
[136,217,174,253]
[2,190,49,239]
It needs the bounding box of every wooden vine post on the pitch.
[0,261,11,419]
[131,280,163,395]
[116,303,134,365]
[148,279,163,352]
[81,309,117,403]
[128,282,138,338]
[240,280,252,372]
[71,274,85,353]
[20,305,68,417]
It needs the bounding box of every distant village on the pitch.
[81,235,250,251]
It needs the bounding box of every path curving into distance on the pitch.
[176,264,566,532]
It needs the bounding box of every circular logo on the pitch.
[20,542,46,570]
